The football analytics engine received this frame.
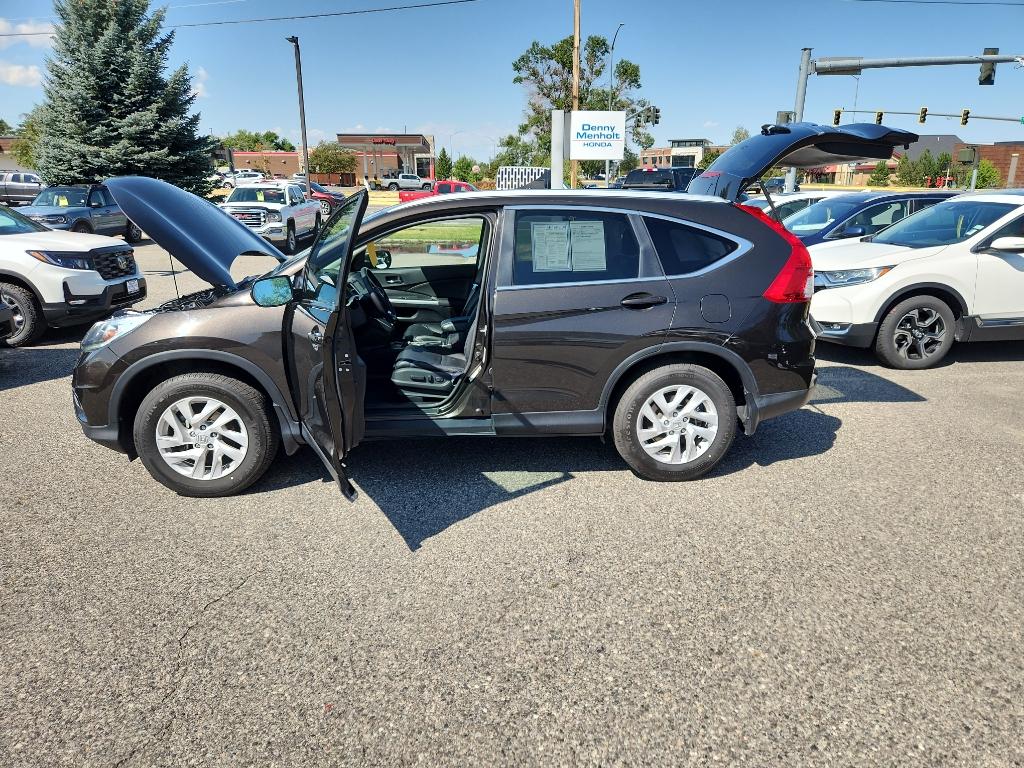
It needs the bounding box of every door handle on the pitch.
[384,275,402,284]
[308,327,323,349]
[620,292,668,309]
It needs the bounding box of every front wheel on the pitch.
[612,364,737,482]
[387,183,399,191]
[0,282,44,347]
[319,199,332,217]
[421,183,431,190]
[875,295,955,369]
[125,220,143,243]
[133,373,279,497]
[284,222,297,254]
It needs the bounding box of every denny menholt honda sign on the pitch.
[569,111,625,161]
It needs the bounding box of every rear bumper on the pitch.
[42,277,147,327]
[742,374,816,435]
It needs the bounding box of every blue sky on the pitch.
[1,0,1023,161]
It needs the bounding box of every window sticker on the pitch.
[256,190,265,202]
[531,222,571,271]
[569,220,606,271]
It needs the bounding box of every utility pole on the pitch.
[570,0,581,189]
[784,47,813,193]
[286,36,311,197]
[605,22,624,185]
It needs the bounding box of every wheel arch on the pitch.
[110,349,302,458]
[873,282,969,325]
[0,270,45,306]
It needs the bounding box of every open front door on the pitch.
[286,192,369,499]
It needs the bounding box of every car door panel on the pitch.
[974,215,1024,320]
[373,264,476,323]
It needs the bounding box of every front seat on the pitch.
[391,308,479,395]
[402,283,480,351]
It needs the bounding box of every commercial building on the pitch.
[640,139,729,169]
[336,133,435,180]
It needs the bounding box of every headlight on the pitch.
[81,313,151,352]
[266,211,282,222]
[819,266,893,287]
[28,250,91,270]
[36,214,68,224]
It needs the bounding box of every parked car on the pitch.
[783,190,957,246]
[18,184,143,241]
[608,175,626,190]
[398,179,478,203]
[307,182,346,217]
[810,190,1024,368]
[380,173,431,192]
[72,123,915,497]
[749,177,798,195]
[0,202,145,346]
[222,170,264,188]
[0,170,44,206]
[621,167,700,192]
[0,299,13,340]
[741,190,847,221]
[218,181,321,254]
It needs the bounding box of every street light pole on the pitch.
[605,22,624,185]
[286,35,311,197]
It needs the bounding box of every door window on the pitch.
[10,174,21,183]
[304,195,364,304]
[643,216,738,276]
[834,200,909,236]
[437,182,452,194]
[88,188,105,207]
[289,186,304,204]
[25,174,40,184]
[99,188,117,206]
[511,210,640,286]
[362,216,486,270]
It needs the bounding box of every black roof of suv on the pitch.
[72,122,917,498]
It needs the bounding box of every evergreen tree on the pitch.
[435,147,453,180]
[0,118,12,134]
[894,154,915,186]
[36,0,214,193]
[868,161,890,187]
[915,149,937,186]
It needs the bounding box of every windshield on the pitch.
[226,187,286,204]
[783,198,863,235]
[872,200,1017,247]
[32,187,88,207]
[310,182,331,194]
[0,204,46,234]
[624,170,674,186]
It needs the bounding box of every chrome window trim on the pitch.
[496,275,666,292]
[637,211,754,279]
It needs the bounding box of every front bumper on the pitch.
[813,320,877,348]
[42,277,147,327]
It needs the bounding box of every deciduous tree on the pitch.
[307,142,355,174]
[220,129,295,152]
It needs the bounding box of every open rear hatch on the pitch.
[687,123,919,201]
[106,176,285,289]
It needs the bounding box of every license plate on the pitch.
[126,279,140,294]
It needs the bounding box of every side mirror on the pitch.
[841,225,867,238]
[251,275,293,307]
[373,249,393,269]
[988,236,1024,253]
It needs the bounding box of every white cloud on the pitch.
[0,60,42,87]
[702,120,719,129]
[190,66,209,98]
[0,19,55,50]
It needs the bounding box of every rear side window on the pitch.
[643,216,738,276]
[512,210,640,286]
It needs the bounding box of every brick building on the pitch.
[955,141,1024,186]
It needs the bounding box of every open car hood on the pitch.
[105,176,285,289]
[687,123,918,201]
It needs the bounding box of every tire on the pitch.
[319,199,332,217]
[71,221,92,234]
[612,364,737,482]
[0,282,44,347]
[125,220,143,243]
[875,295,955,370]
[312,214,322,238]
[133,372,279,497]
[284,222,297,254]
[387,183,399,191]
[421,183,431,190]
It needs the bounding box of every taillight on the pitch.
[738,203,813,303]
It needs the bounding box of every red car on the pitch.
[305,182,347,216]
[398,179,478,203]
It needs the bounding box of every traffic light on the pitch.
[979,47,998,85]
[875,111,884,125]
[832,109,842,126]
[648,106,661,125]
[918,107,928,124]
[961,109,970,126]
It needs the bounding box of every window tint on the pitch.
[984,213,1024,242]
[644,216,737,276]
[26,175,40,184]
[837,200,909,235]
[100,188,116,206]
[11,174,21,183]
[872,200,1016,247]
[512,210,639,286]
[437,182,452,194]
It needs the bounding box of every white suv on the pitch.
[810,191,1024,368]
[218,182,321,254]
[0,202,145,346]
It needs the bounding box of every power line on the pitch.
[0,0,483,37]
[843,0,1024,5]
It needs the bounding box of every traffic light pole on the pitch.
[837,108,1024,124]
[783,48,1024,192]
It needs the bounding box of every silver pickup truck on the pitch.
[0,170,43,206]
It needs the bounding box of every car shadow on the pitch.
[816,340,1024,368]
[0,326,88,390]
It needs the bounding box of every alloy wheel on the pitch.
[320,200,332,216]
[893,307,946,361]
[1,292,25,335]
[636,384,719,465]
[155,396,249,480]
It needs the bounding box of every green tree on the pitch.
[868,161,891,187]
[915,149,937,186]
[617,147,638,175]
[10,106,44,170]
[36,0,214,193]
[452,155,476,182]
[307,141,355,174]
[0,118,12,135]
[697,148,723,170]
[509,34,656,165]
[974,159,1001,189]
[220,129,295,152]
[730,126,750,145]
[435,146,453,179]
[895,153,915,186]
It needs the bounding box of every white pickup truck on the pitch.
[218,182,320,254]
[380,173,432,191]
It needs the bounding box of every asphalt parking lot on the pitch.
[2,240,1023,766]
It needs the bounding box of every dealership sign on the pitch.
[569,111,625,160]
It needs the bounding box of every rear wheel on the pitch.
[612,364,737,482]
[0,282,44,347]
[387,183,399,191]
[875,295,955,369]
[284,222,297,254]
[133,373,279,497]
[319,199,332,217]
[71,221,92,234]
[125,220,143,243]
[421,183,431,190]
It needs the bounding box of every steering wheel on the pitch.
[359,266,396,323]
